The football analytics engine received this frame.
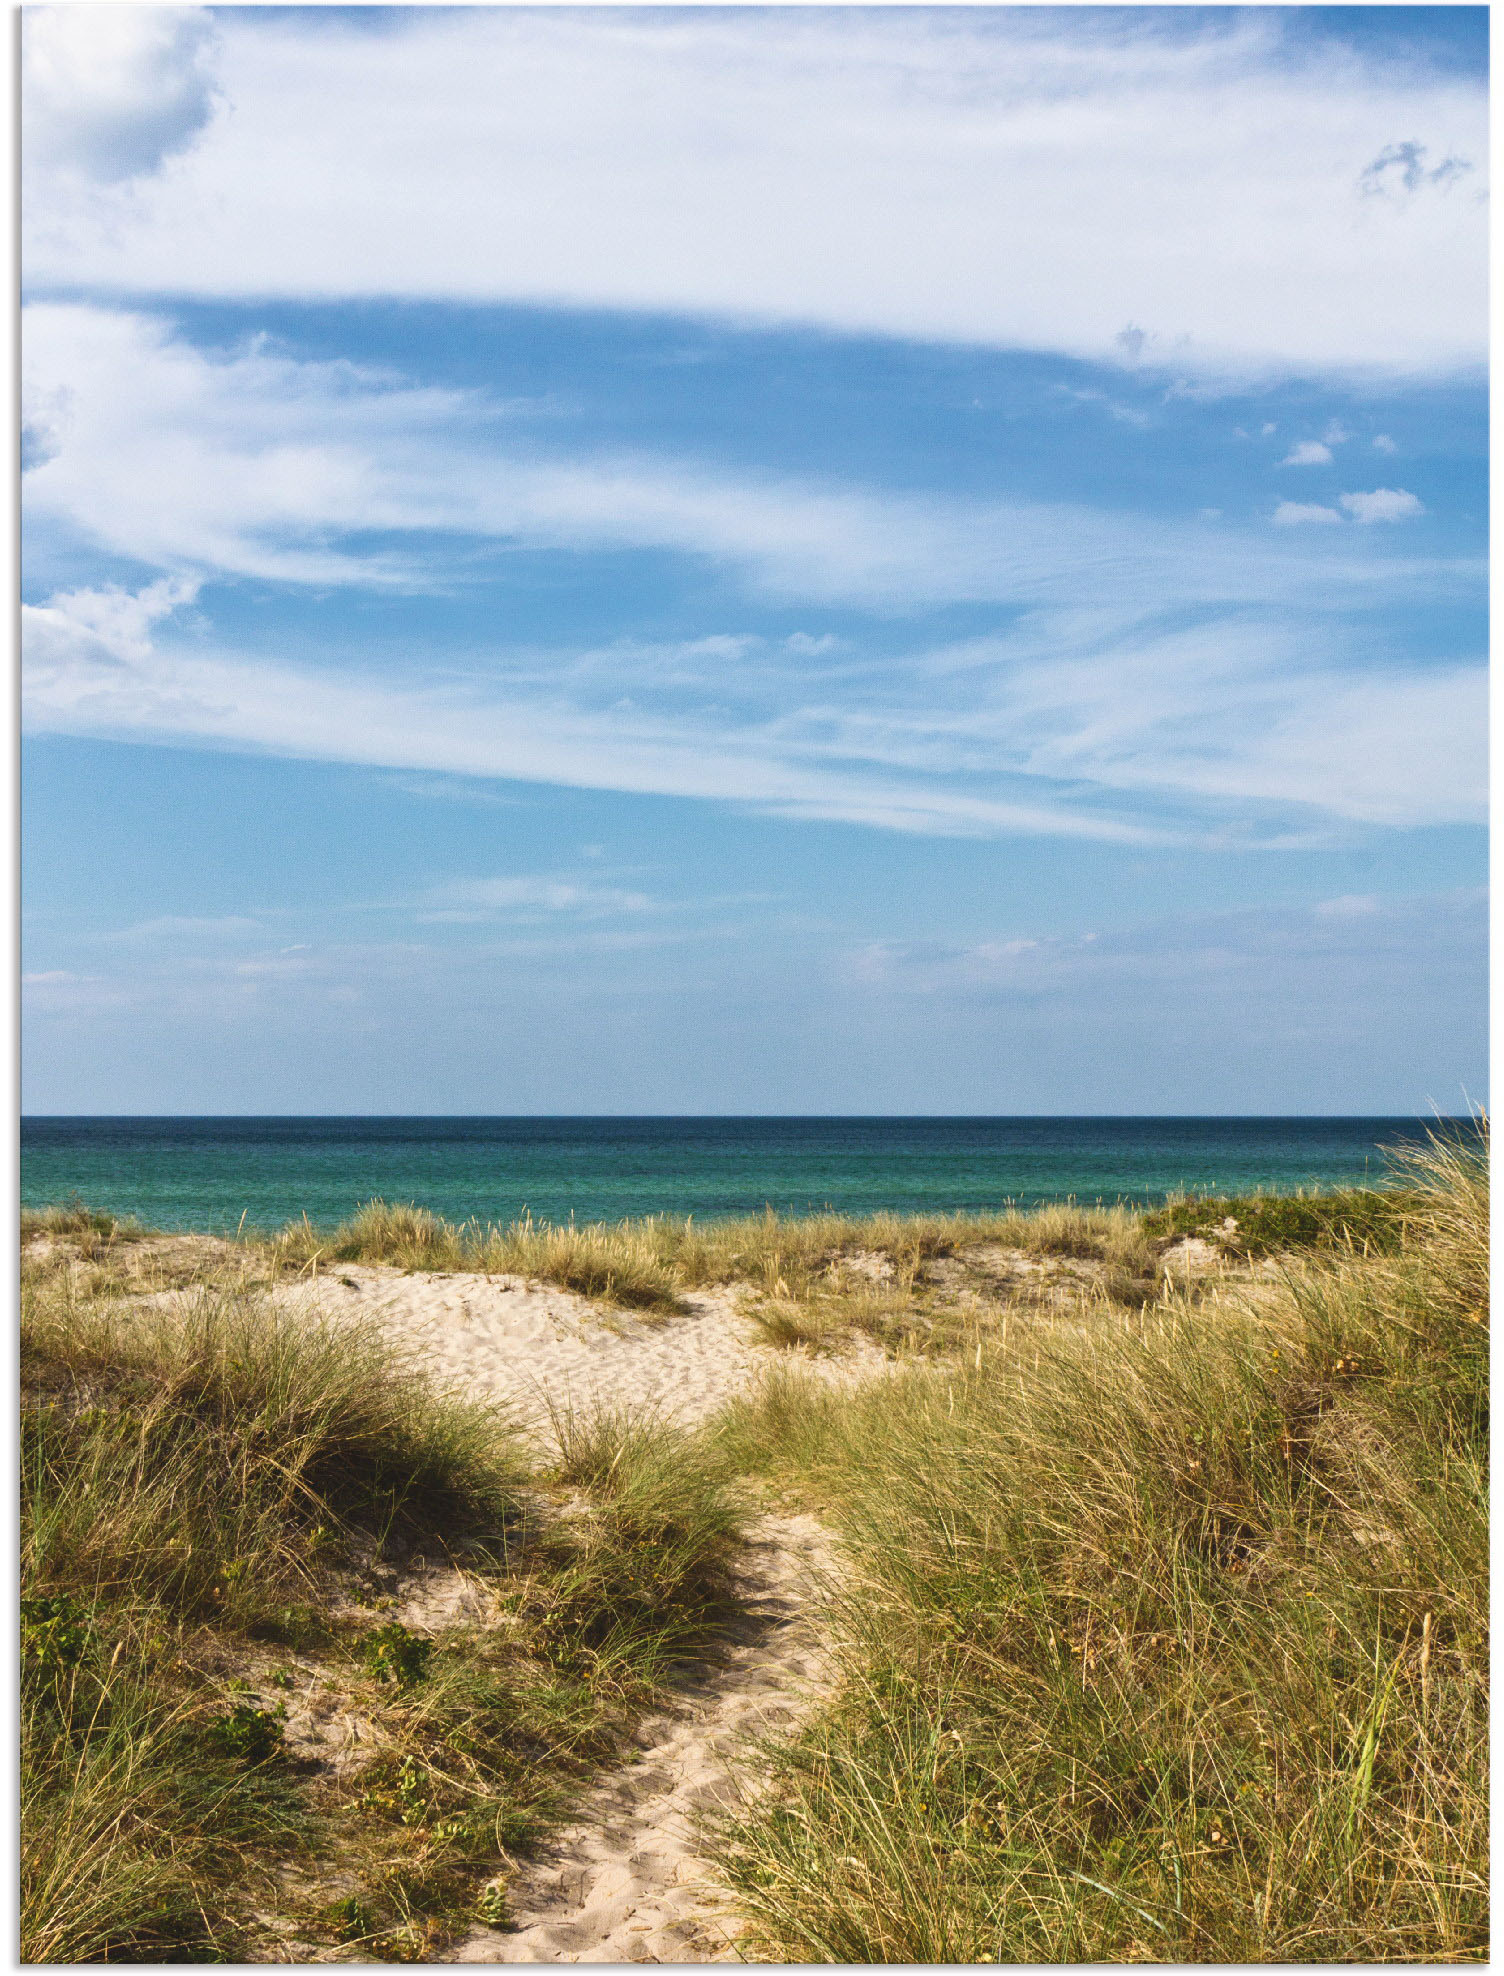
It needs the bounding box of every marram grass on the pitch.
[20,1275,744,1963]
[704,1130,1488,1962]
[20,1137,1482,1961]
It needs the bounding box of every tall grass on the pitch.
[707,1129,1488,1962]
[270,1200,687,1310]
[264,1194,1194,1318]
[31,1176,1429,1322]
[20,1273,746,1961]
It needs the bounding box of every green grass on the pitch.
[1141,1185,1425,1258]
[703,1130,1488,1962]
[20,1275,746,1963]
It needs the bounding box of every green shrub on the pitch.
[1142,1186,1423,1257]
[205,1703,286,1766]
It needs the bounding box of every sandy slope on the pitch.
[274,1263,884,1449]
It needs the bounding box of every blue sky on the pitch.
[20,5,1487,1114]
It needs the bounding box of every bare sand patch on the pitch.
[272,1264,886,1450]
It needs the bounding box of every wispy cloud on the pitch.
[20,577,1485,840]
[22,8,1486,378]
[1273,501,1343,526]
[420,876,657,922]
[1358,139,1472,201]
[846,887,1486,1004]
[22,306,1476,622]
[1280,440,1333,467]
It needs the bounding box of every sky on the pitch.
[20,3,1488,1116]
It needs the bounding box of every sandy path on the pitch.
[445,1510,834,1966]
[266,1264,863,1963]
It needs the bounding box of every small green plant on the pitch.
[204,1701,286,1765]
[20,1593,93,1673]
[324,1895,375,1943]
[475,1881,512,1926]
[249,1604,328,1649]
[361,1756,433,1828]
[1142,1187,1420,1257]
[267,1668,296,1690]
[363,1622,432,1689]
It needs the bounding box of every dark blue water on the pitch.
[18,1116,1457,1236]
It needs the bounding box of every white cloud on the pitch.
[1280,440,1334,466]
[423,877,656,919]
[19,578,1486,840]
[845,889,1485,1014]
[17,581,1175,842]
[897,620,1486,831]
[21,9,1487,377]
[22,6,220,183]
[101,914,267,947]
[1322,420,1353,446]
[1340,487,1425,524]
[23,305,1476,622]
[22,305,478,586]
[1372,433,1398,454]
[20,574,201,667]
[1273,501,1343,526]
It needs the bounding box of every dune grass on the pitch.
[265,1195,1163,1297]
[29,1170,1427,1330]
[703,1130,1488,1962]
[252,1184,1423,1344]
[20,1271,745,1963]
[21,1147,1476,1961]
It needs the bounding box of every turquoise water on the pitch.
[19,1116,1456,1235]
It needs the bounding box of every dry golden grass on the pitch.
[704,1128,1488,1962]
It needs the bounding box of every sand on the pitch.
[273,1264,885,1449]
[445,1510,835,1965]
[266,1263,876,1964]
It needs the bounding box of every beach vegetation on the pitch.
[20,1271,745,1962]
[701,1128,1488,1962]
[21,1131,1481,1962]
[1141,1184,1424,1257]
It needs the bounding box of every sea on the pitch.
[18,1116,1462,1237]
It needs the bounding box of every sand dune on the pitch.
[275,1263,884,1450]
